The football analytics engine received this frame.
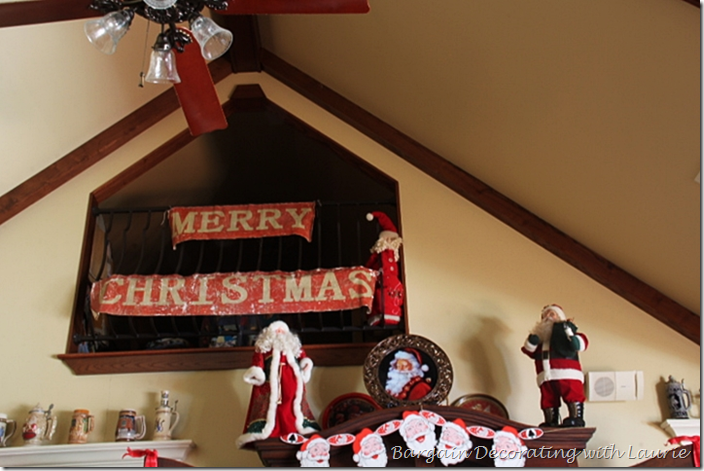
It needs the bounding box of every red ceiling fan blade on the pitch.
[218,0,369,14]
[173,29,228,136]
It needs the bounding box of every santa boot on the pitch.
[562,402,585,427]
[540,407,561,428]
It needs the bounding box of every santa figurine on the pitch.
[365,211,404,327]
[385,348,433,401]
[521,304,589,428]
[237,320,320,448]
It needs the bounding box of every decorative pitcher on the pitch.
[666,376,693,419]
[22,404,56,446]
[153,390,179,441]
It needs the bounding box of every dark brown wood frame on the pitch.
[59,83,405,375]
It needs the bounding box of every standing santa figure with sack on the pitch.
[237,321,320,448]
[364,212,404,327]
[521,304,589,428]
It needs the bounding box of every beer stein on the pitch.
[0,413,17,447]
[22,404,57,446]
[667,376,693,419]
[68,409,95,444]
[115,409,146,442]
[153,390,180,441]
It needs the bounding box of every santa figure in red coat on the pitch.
[365,211,404,327]
[521,304,589,428]
[236,320,320,448]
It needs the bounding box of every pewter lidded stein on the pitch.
[22,404,56,446]
[153,390,179,441]
[666,376,693,419]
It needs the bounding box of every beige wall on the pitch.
[0,72,699,467]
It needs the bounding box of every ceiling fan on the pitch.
[1,0,370,136]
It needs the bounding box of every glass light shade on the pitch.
[84,10,133,55]
[189,15,233,61]
[144,0,177,8]
[145,38,181,84]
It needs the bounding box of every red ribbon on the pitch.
[667,436,700,467]
[123,448,159,467]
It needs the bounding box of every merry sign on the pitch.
[168,202,316,248]
[90,267,377,317]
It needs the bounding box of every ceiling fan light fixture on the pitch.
[145,34,181,84]
[84,10,135,55]
[143,0,178,9]
[189,15,233,61]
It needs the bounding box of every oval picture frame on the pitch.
[363,334,453,408]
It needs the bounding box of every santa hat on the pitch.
[445,418,467,432]
[366,212,399,239]
[353,428,374,455]
[541,304,566,321]
[402,410,423,422]
[393,349,429,372]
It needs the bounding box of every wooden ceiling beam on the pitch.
[0,0,369,29]
[0,57,232,228]
[259,49,700,345]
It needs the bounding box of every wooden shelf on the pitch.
[58,343,377,375]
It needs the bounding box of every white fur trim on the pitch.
[537,368,584,386]
[243,366,265,386]
[575,335,587,351]
[523,338,538,352]
[300,357,313,383]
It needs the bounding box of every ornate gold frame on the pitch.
[363,334,453,408]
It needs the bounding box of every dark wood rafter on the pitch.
[259,49,700,345]
[0,57,231,228]
[0,0,370,29]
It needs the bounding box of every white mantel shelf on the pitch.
[661,419,701,438]
[0,439,194,467]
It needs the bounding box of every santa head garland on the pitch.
[281,411,542,467]
[284,433,354,467]
[437,418,473,466]
[491,426,529,467]
[366,212,402,260]
[352,428,388,467]
[397,410,440,457]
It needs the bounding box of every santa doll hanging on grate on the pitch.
[364,212,404,327]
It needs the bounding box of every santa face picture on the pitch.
[297,436,331,467]
[398,411,437,456]
[492,428,528,467]
[382,348,436,402]
[436,419,472,466]
[352,429,388,467]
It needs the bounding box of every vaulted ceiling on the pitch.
[0,0,699,342]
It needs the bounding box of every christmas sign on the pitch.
[90,267,377,317]
[168,202,316,248]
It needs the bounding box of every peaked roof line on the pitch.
[0,44,697,344]
[258,49,699,345]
